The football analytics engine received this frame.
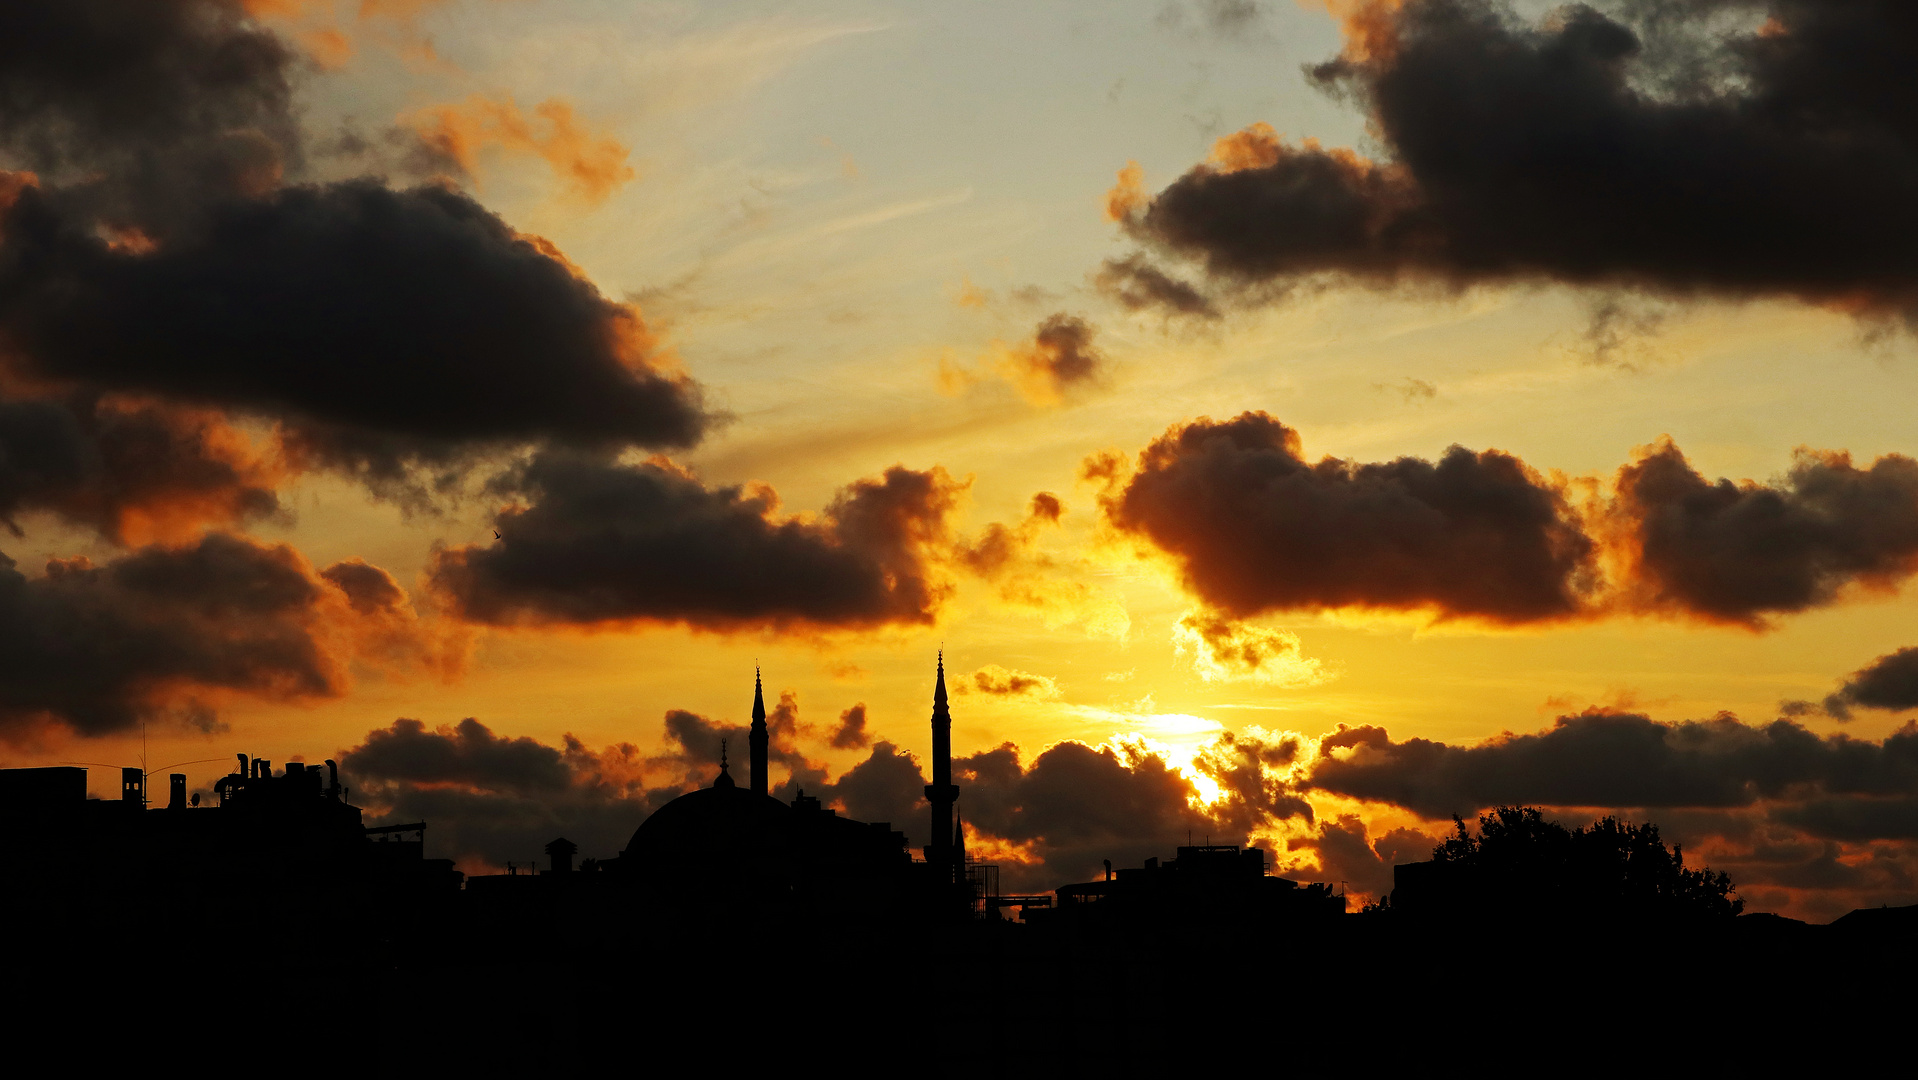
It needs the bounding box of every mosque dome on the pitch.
[621,780,792,884]
[615,661,953,912]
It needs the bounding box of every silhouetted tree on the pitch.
[1434,807,1741,920]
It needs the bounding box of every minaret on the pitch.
[749,666,769,799]
[924,651,959,878]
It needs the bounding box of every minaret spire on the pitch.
[749,665,769,799]
[925,651,959,885]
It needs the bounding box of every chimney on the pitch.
[168,774,186,810]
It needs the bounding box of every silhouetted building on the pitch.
[546,836,577,874]
[0,753,461,915]
[1032,843,1344,930]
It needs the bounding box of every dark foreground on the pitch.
[13,889,1913,1068]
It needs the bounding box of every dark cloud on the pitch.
[1155,0,1267,39]
[1120,0,1918,325]
[347,716,574,793]
[820,740,926,835]
[1028,492,1063,523]
[0,533,438,736]
[1612,439,1918,625]
[1173,611,1323,684]
[1811,647,1918,721]
[966,313,1109,407]
[958,665,1059,698]
[830,703,871,750]
[1093,253,1220,319]
[1771,797,1918,843]
[1287,815,1439,899]
[0,394,282,543]
[1023,314,1103,393]
[1099,412,1594,623]
[343,717,678,871]
[429,452,961,630]
[1306,710,1918,820]
[0,182,709,475]
[0,0,300,229]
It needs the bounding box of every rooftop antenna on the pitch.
[720,737,728,770]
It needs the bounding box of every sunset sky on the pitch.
[5,0,1918,920]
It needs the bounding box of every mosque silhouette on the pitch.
[610,659,966,921]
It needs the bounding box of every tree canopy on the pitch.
[1431,806,1742,920]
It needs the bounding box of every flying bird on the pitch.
[493,530,502,540]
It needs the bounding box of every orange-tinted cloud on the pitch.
[0,171,35,219]
[240,0,461,68]
[941,314,1109,407]
[1103,160,1147,223]
[952,276,991,309]
[1308,0,1407,64]
[1607,439,1918,627]
[1206,121,1284,173]
[407,95,638,206]
[955,492,1131,639]
[0,394,285,546]
[1171,610,1327,686]
[0,533,450,739]
[300,26,354,69]
[1099,412,1595,624]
